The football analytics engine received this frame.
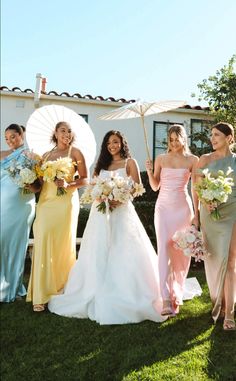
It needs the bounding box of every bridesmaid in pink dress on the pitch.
[146,125,199,316]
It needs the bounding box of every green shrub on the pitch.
[77,207,90,237]
[140,171,158,202]
[133,201,156,247]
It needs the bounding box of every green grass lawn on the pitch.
[1,263,235,381]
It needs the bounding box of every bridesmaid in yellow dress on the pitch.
[197,122,236,331]
[26,121,88,312]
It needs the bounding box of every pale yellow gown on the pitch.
[200,153,236,322]
[27,150,79,305]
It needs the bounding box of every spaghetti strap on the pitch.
[43,148,55,162]
[125,158,132,176]
[125,158,130,168]
[68,145,72,158]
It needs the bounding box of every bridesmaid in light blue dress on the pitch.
[0,124,37,302]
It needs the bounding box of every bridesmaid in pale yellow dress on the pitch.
[197,122,236,331]
[27,121,88,312]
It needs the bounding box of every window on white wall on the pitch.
[79,114,88,123]
[153,121,183,158]
[190,119,211,149]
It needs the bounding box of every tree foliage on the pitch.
[193,55,236,127]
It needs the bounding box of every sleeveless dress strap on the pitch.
[124,158,132,176]
[68,145,72,158]
[43,146,59,163]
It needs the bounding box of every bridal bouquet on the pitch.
[80,175,145,213]
[41,157,74,196]
[194,167,234,221]
[172,225,207,262]
[5,151,41,194]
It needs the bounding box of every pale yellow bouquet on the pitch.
[41,157,74,196]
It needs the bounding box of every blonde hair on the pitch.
[167,124,190,154]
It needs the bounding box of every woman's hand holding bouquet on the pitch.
[80,175,145,213]
[195,167,234,221]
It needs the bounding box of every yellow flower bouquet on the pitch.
[41,157,74,196]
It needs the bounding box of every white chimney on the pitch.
[34,73,42,107]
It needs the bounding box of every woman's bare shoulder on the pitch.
[187,153,199,164]
[155,153,167,163]
[71,146,84,159]
[127,157,137,165]
[198,153,213,168]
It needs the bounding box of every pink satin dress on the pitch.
[155,168,194,309]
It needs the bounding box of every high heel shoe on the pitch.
[161,301,173,316]
[172,301,180,315]
[223,319,235,331]
[33,304,45,312]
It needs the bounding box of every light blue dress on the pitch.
[0,146,36,302]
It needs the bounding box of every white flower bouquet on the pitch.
[5,151,41,194]
[172,225,208,262]
[41,157,74,196]
[80,175,145,213]
[195,167,234,221]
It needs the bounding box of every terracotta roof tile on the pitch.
[0,86,210,110]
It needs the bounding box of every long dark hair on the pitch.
[94,130,131,175]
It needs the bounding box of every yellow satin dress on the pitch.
[27,151,79,305]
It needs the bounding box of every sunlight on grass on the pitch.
[78,349,101,363]
[1,268,235,381]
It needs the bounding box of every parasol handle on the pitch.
[141,114,151,162]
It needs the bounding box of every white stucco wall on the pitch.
[0,90,210,172]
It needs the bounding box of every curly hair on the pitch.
[94,130,131,175]
[51,121,74,144]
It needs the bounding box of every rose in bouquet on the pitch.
[172,225,208,262]
[195,167,234,221]
[41,157,74,196]
[5,151,41,194]
[80,175,145,213]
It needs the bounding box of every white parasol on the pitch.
[26,104,96,168]
[99,99,186,160]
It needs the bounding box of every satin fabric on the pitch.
[200,154,236,322]
[48,167,167,325]
[0,147,35,302]
[26,158,79,305]
[155,168,194,306]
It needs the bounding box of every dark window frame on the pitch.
[190,118,211,149]
[153,121,183,159]
[79,114,88,123]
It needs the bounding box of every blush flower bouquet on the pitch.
[80,175,145,213]
[194,167,234,221]
[5,151,41,194]
[41,157,74,196]
[172,225,208,262]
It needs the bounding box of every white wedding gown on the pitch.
[48,168,167,325]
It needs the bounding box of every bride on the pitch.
[48,130,167,325]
